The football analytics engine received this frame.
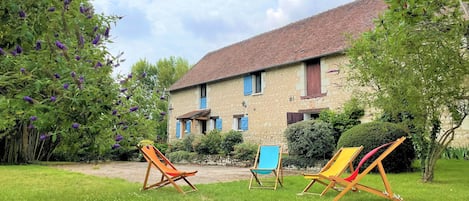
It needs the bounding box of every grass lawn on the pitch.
[0,159,468,201]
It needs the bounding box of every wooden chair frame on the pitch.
[330,137,406,201]
[140,145,198,194]
[300,146,363,196]
[249,145,283,190]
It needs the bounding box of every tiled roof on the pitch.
[170,0,387,91]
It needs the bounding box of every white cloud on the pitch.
[91,0,354,76]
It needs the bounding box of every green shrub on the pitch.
[319,98,364,144]
[220,130,244,155]
[167,140,185,152]
[195,130,222,155]
[337,121,415,173]
[284,120,335,168]
[441,147,469,160]
[233,143,258,161]
[182,134,197,152]
[166,151,197,163]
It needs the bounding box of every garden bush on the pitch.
[195,130,222,155]
[166,150,197,163]
[220,130,244,155]
[232,143,258,162]
[319,98,364,144]
[284,120,335,168]
[337,121,415,173]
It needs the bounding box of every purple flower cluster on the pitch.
[111,144,121,149]
[23,96,34,104]
[129,106,138,112]
[19,10,26,18]
[55,40,66,50]
[115,134,123,142]
[72,123,80,129]
[40,134,48,141]
[92,35,100,45]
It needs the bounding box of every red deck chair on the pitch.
[330,136,406,201]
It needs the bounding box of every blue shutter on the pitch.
[215,118,222,131]
[176,121,181,139]
[241,116,248,131]
[244,75,252,96]
[200,97,207,109]
[186,120,191,134]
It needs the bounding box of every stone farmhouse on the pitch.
[167,0,469,147]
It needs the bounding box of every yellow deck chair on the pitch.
[249,145,283,190]
[299,146,363,196]
[330,136,406,201]
[140,145,198,194]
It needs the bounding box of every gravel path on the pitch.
[53,161,305,185]
[54,161,254,184]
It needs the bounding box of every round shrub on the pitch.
[166,151,197,163]
[337,122,415,173]
[284,120,335,167]
[195,130,222,155]
[221,130,244,155]
[233,143,258,162]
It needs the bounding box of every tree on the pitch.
[347,0,469,182]
[0,0,122,163]
[120,57,190,145]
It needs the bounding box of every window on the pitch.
[233,114,248,131]
[208,117,223,131]
[304,59,324,98]
[286,112,304,125]
[176,120,181,139]
[200,120,207,134]
[200,84,207,109]
[244,72,264,95]
[253,72,262,93]
[185,120,191,133]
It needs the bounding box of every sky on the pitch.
[91,0,355,76]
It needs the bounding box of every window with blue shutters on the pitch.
[176,121,181,139]
[240,116,248,131]
[200,84,207,109]
[200,97,207,109]
[244,75,252,96]
[185,120,191,134]
[233,115,248,131]
[215,118,222,131]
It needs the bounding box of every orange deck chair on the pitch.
[330,136,406,201]
[140,145,198,194]
[299,146,363,196]
[249,145,283,190]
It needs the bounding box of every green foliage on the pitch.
[232,142,258,161]
[165,150,196,163]
[337,122,415,173]
[441,147,469,160]
[347,0,469,181]
[319,98,364,143]
[167,140,185,152]
[220,130,243,155]
[284,120,335,168]
[195,130,222,155]
[0,0,125,163]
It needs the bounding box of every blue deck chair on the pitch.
[249,145,283,190]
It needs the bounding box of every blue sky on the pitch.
[91,0,355,76]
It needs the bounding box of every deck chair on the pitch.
[330,136,406,201]
[249,145,283,190]
[299,146,363,196]
[140,145,198,194]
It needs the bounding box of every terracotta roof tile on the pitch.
[170,0,387,91]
